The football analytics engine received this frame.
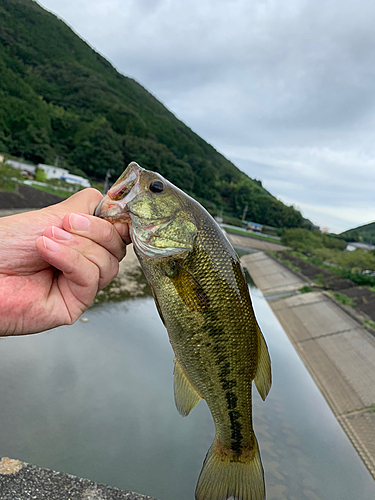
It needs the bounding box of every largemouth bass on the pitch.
[95,162,272,500]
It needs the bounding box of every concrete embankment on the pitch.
[0,457,158,500]
[241,251,375,480]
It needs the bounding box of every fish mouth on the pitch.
[94,162,143,222]
[94,197,131,223]
[96,211,132,223]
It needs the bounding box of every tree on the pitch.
[72,119,123,179]
[281,228,324,252]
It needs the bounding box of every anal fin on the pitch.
[173,359,202,417]
[254,324,272,401]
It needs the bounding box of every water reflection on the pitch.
[93,247,152,306]
[0,251,374,500]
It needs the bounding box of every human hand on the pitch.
[0,189,131,336]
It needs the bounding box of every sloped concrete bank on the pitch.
[241,252,375,480]
[0,457,158,500]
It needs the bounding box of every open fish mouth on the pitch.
[94,162,142,222]
[94,197,131,222]
[95,201,172,229]
[96,211,132,223]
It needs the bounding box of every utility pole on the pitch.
[54,156,65,168]
[242,204,248,224]
[103,169,114,194]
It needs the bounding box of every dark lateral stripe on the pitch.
[205,306,244,454]
[229,410,243,454]
[219,362,230,379]
[225,391,238,410]
[222,379,236,391]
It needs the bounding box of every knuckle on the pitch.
[99,257,119,290]
[71,249,82,269]
[105,254,119,277]
[101,221,114,243]
[111,259,120,278]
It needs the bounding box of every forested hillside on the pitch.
[0,0,309,228]
[339,221,375,245]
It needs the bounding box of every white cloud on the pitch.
[38,0,375,232]
[279,197,375,234]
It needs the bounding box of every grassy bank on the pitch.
[25,183,74,199]
[269,248,375,324]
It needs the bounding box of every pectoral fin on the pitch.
[254,325,272,401]
[168,261,209,311]
[173,359,202,417]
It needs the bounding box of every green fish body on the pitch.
[95,162,272,500]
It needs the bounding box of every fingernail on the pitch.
[52,226,72,240]
[69,213,90,231]
[43,236,61,252]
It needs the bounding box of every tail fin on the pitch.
[195,439,265,500]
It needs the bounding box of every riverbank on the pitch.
[241,251,375,480]
[0,184,64,211]
[270,249,375,325]
[0,457,157,500]
[223,230,288,252]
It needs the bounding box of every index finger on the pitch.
[61,213,128,262]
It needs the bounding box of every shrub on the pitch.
[34,167,47,183]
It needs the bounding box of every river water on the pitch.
[0,248,374,500]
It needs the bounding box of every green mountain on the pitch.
[0,0,308,228]
[339,221,375,245]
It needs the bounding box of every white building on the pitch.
[61,173,91,188]
[37,163,69,179]
[5,159,36,175]
[346,242,375,251]
[37,164,90,188]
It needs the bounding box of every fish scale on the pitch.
[95,162,272,500]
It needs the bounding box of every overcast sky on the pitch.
[38,0,375,233]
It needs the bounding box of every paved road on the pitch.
[225,231,288,252]
[242,251,375,480]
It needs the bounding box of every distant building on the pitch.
[37,164,90,188]
[346,242,375,251]
[37,163,69,179]
[5,159,36,176]
[61,173,91,188]
[246,221,263,233]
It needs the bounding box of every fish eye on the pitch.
[149,180,164,193]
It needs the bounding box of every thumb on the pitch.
[55,188,104,216]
